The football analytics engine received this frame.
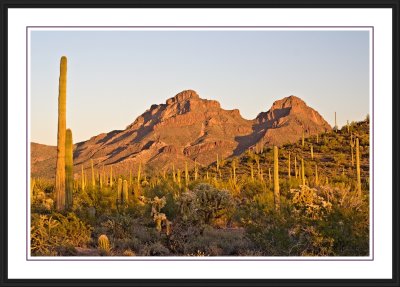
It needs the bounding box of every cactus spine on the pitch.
[356,138,362,196]
[55,56,67,211]
[273,146,280,212]
[65,128,73,210]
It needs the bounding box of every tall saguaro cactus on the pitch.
[65,128,73,210]
[55,56,67,211]
[356,138,362,196]
[91,159,95,188]
[273,146,280,212]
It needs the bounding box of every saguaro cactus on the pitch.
[65,128,73,210]
[55,56,67,211]
[310,144,314,160]
[122,179,129,204]
[350,134,355,166]
[315,164,319,186]
[117,177,123,204]
[302,131,305,147]
[288,152,291,180]
[273,146,280,212]
[301,158,306,186]
[294,156,298,179]
[185,161,189,187]
[81,165,85,192]
[194,160,198,181]
[172,164,176,183]
[356,138,362,196]
[137,162,142,191]
[334,112,338,132]
[109,165,113,187]
[91,159,95,188]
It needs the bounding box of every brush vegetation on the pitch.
[31,118,369,256]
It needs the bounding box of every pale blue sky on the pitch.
[30,30,370,145]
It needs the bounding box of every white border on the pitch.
[8,8,392,279]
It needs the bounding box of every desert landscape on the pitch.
[30,56,370,257]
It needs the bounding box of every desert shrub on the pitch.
[31,213,92,256]
[178,183,234,229]
[139,242,170,256]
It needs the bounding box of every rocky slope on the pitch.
[31,90,332,178]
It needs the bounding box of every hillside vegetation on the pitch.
[31,118,370,257]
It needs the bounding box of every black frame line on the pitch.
[1,1,399,287]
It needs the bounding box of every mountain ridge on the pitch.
[31,90,332,178]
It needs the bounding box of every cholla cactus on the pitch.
[98,234,111,256]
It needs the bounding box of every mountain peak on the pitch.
[271,95,306,109]
[166,90,200,105]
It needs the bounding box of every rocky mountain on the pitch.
[31,90,331,178]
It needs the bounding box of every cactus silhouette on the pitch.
[65,128,73,210]
[55,56,67,211]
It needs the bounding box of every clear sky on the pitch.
[30,30,370,146]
